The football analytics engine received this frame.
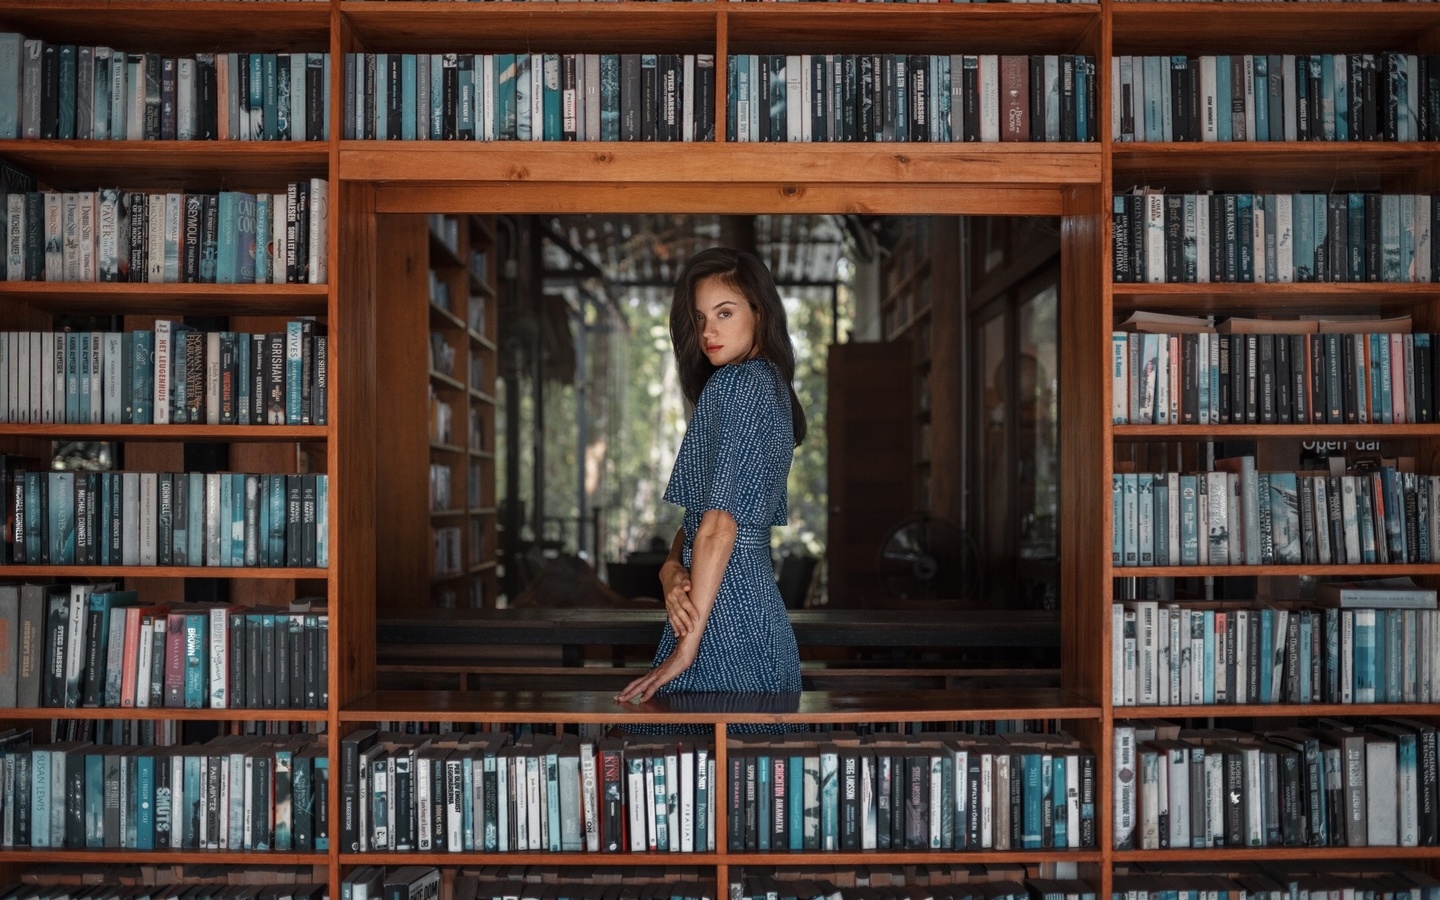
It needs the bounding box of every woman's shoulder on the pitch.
[703,357,784,401]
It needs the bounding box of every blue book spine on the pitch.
[1021,753,1042,849]
[312,755,329,850]
[1335,55,1349,140]
[183,755,200,848]
[401,54,417,141]
[1215,56,1232,142]
[1153,480,1169,565]
[316,475,328,568]
[1179,474,1199,565]
[1050,755,1066,848]
[599,54,619,141]
[0,34,21,138]
[84,753,103,848]
[50,472,75,565]
[135,753,154,849]
[1373,610,1389,701]
[236,334,251,425]
[262,54,278,141]
[236,192,257,284]
[1075,57,1088,143]
[230,473,245,566]
[788,754,803,850]
[31,747,50,847]
[216,192,238,284]
[1354,609,1376,701]
[1299,612,1313,702]
[461,752,474,850]
[1253,55,1270,142]
[24,473,41,562]
[542,54,561,141]
[430,53,445,139]
[58,45,76,139]
[285,321,303,424]
[254,195,271,284]
[183,613,207,707]
[1370,333,1385,422]
[1385,608,1403,701]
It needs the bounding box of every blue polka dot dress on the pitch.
[629,358,802,733]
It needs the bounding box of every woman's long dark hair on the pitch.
[669,247,808,446]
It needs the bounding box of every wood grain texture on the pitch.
[0,425,327,441]
[0,141,330,191]
[344,144,1101,187]
[725,4,1096,54]
[0,283,328,316]
[1113,143,1440,194]
[0,1,329,52]
[1112,3,1440,55]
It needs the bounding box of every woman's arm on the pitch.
[659,528,699,637]
[616,509,736,703]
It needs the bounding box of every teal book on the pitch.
[495,54,516,140]
[1384,607,1403,702]
[1051,755,1067,849]
[401,54,417,141]
[170,326,188,423]
[1215,55,1232,142]
[1335,55,1350,140]
[285,321,304,424]
[1298,610,1313,702]
[1111,474,1123,564]
[755,753,770,851]
[1369,333,1385,423]
[1179,475,1199,565]
[542,54,561,141]
[24,473,42,563]
[1258,609,1275,703]
[1074,56,1088,143]
[92,49,111,141]
[65,332,80,424]
[1401,194,1417,282]
[182,753,201,848]
[599,54,619,142]
[135,752,154,849]
[787,753,803,850]
[255,195,271,283]
[84,751,103,847]
[132,329,154,424]
[0,33,21,138]
[230,473,245,566]
[429,53,444,140]
[58,45,76,139]
[1381,193,1402,282]
[1153,479,1169,565]
[316,475,329,567]
[1354,608,1376,702]
[187,472,204,566]
[1142,56,1163,141]
[268,474,287,566]
[1257,472,1273,564]
[313,753,329,850]
[818,745,838,851]
[216,192,239,284]
[49,472,75,565]
[262,53,279,141]
[1021,753,1043,849]
[461,750,474,850]
[182,613,207,708]
[87,589,140,707]
[293,749,313,851]
[274,746,293,851]
[235,192,257,284]
[1323,608,1340,703]
[1320,54,1336,140]
[1269,472,1301,565]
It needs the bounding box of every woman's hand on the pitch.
[660,561,700,637]
[614,645,696,704]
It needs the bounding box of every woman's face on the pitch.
[694,276,760,368]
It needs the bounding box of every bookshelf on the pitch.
[0,0,1435,899]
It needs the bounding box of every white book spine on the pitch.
[785,55,802,142]
[133,618,153,707]
[37,332,51,425]
[206,331,221,425]
[308,178,328,285]
[97,190,118,281]
[1243,55,1256,143]
[5,195,22,280]
[209,606,228,708]
[139,472,158,566]
[43,193,63,281]
[1144,191,1165,283]
[77,192,96,282]
[1200,56,1218,141]
[153,320,171,424]
[145,193,164,282]
[121,472,140,566]
[177,58,195,140]
[980,55,1000,142]
[1282,55,1298,141]
[682,54,695,144]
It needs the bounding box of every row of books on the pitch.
[343,730,718,854]
[1111,462,1440,568]
[737,879,1093,900]
[1111,865,1440,900]
[342,53,717,142]
[1111,190,1438,284]
[1110,322,1440,426]
[0,732,328,851]
[725,731,1097,853]
[0,323,327,427]
[1112,717,1440,850]
[0,37,331,142]
[2,182,330,284]
[0,583,330,710]
[1110,596,1440,708]
[1111,53,1440,143]
[727,54,1097,143]
[0,468,331,568]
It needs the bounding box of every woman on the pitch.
[615,247,807,706]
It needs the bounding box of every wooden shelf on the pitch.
[0,2,330,53]
[1115,423,1440,440]
[429,301,467,331]
[341,1,719,53]
[471,331,497,351]
[1117,703,1440,719]
[429,230,465,268]
[430,370,466,392]
[471,449,494,460]
[470,278,496,300]
[1110,282,1439,316]
[1112,846,1440,863]
[1114,564,1440,577]
[725,4,1099,55]
[0,141,330,191]
[0,705,327,721]
[1111,3,1440,55]
[0,424,327,441]
[339,688,1102,724]
[471,390,497,405]
[0,282,329,316]
[1111,142,1440,193]
[430,508,466,518]
[727,850,1103,865]
[0,849,329,864]
[0,565,327,579]
[471,507,498,516]
[342,143,1102,189]
[430,441,466,455]
[471,560,497,574]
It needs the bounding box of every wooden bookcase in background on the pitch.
[0,1,1436,898]
[375,213,498,609]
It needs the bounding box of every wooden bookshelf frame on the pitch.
[0,0,1436,898]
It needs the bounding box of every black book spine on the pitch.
[161,56,177,140]
[301,474,317,568]
[1164,194,1184,283]
[286,474,302,567]
[1217,333,1233,423]
[127,191,147,283]
[1060,55,1077,142]
[856,54,874,143]
[620,55,641,142]
[200,193,218,284]
[1417,335,1434,423]
[1258,334,1277,425]
[561,54,578,141]
[147,621,165,707]
[1384,53,1401,141]
[227,611,245,709]
[695,54,715,142]
[288,616,306,709]
[1309,333,1327,423]
[1324,333,1344,423]
[1244,333,1259,424]
[245,614,263,709]
[641,55,658,142]
[1326,475,1346,565]
[839,750,859,850]
[1340,333,1358,424]
[1275,331,1292,424]
[80,607,105,708]
[1029,56,1045,141]
[1292,334,1309,424]
[386,54,402,139]
[253,334,267,425]
[1170,56,1190,142]
[962,56,980,142]
[908,55,927,143]
[260,612,276,708]
[274,613,290,709]
[742,753,757,850]
[1181,332,1198,424]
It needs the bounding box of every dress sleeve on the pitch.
[704,366,776,526]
